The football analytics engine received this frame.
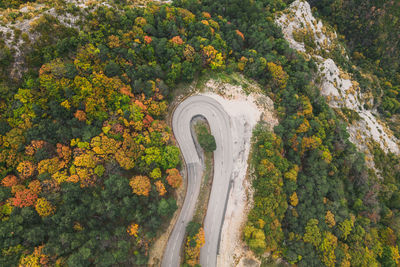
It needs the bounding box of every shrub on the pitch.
[198,132,216,152]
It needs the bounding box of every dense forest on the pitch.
[0,0,400,266]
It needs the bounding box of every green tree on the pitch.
[104,61,121,77]
[161,146,180,170]
[198,132,216,152]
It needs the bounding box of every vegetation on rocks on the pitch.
[310,0,400,118]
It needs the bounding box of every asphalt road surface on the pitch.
[162,95,234,267]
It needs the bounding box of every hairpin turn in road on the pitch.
[162,95,234,267]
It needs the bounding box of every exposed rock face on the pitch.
[276,0,337,55]
[0,2,83,79]
[276,0,399,161]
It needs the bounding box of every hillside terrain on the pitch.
[0,0,399,266]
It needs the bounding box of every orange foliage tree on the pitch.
[166,168,182,188]
[236,29,245,40]
[74,110,87,121]
[144,36,152,44]
[129,175,151,196]
[11,181,41,208]
[25,140,46,156]
[127,223,139,237]
[56,143,72,163]
[170,36,184,45]
[11,189,38,208]
[202,12,211,18]
[1,175,18,187]
[155,180,167,196]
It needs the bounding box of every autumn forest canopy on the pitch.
[0,0,400,266]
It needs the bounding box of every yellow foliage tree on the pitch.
[150,168,161,179]
[38,157,63,175]
[19,245,48,267]
[296,119,310,133]
[338,219,354,240]
[16,161,35,179]
[244,225,267,253]
[35,197,55,217]
[390,246,400,264]
[75,167,96,187]
[319,232,338,267]
[90,133,121,156]
[147,100,167,117]
[257,159,275,176]
[290,192,299,206]
[267,62,288,89]
[73,151,98,168]
[301,136,322,155]
[210,52,224,70]
[303,219,321,247]
[238,56,248,71]
[301,95,313,117]
[185,227,205,266]
[202,45,221,68]
[114,130,140,170]
[184,44,196,62]
[321,147,333,164]
[339,243,351,267]
[284,165,299,181]
[115,150,136,170]
[73,222,84,231]
[52,170,69,184]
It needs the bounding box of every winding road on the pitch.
[162,95,234,267]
